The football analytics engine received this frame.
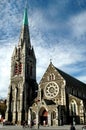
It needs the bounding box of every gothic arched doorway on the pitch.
[39,107,48,125]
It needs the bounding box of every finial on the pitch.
[50,59,52,64]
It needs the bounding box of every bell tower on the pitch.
[5,7,38,124]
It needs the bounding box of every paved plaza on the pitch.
[0,124,84,130]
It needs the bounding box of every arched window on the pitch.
[50,74,52,80]
[49,73,55,81]
[52,73,55,80]
[14,63,18,75]
[14,62,22,75]
[19,62,22,74]
[70,100,77,116]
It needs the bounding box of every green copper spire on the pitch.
[23,8,28,25]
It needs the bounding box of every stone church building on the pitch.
[5,7,86,126]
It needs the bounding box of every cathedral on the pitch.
[5,7,86,126]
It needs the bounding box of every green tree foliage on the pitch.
[0,100,6,118]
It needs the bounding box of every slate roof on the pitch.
[55,67,86,89]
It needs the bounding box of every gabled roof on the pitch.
[54,66,86,100]
[55,67,86,89]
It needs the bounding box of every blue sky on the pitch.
[0,0,86,98]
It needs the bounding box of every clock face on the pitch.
[44,82,59,99]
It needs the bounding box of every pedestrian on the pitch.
[28,119,30,127]
[38,122,40,129]
[43,120,46,126]
[22,121,25,128]
[70,124,76,130]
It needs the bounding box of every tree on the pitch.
[0,100,6,118]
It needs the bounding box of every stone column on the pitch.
[48,111,51,126]
[18,93,23,124]
[61,81,66,105]
[5,95,10,120]
[56,106,58,126]
[5,85,11,121]
[36,110,38,126]
[13,88,17,123]
[5,111,9,121]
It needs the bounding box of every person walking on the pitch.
[28,119,30,128]
[70,124,76,130]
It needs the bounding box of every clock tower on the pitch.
[5,8,38,124]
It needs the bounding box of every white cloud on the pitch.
[32,35,86,83]
[29,9,86,84]
[0,42,15,98]
[29,9,60,33]
[69,11,86,37]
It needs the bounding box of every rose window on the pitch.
[44,82,59,99]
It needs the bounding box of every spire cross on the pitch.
[50,59,52,63]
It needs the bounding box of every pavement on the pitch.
[0,124,84,130]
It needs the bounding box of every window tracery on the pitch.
[70,100,77,116]
[44,82,59,99]
[14,62,22,75]
[47,73,55,81]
